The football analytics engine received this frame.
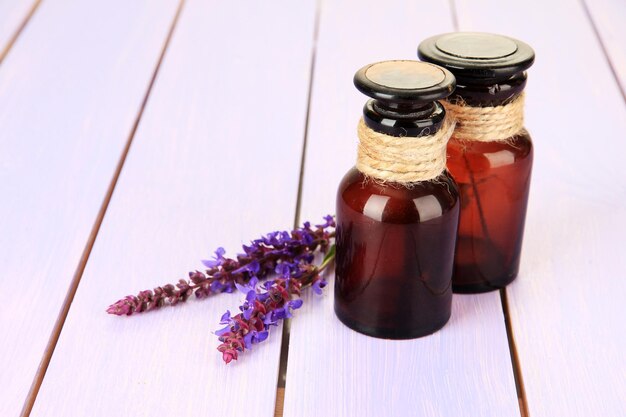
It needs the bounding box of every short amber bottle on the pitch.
[419,33,535,293]
[335,61,460,339]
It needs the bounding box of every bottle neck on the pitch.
[362,99,446,137]
[451,72,527,106]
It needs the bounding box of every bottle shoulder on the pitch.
[447,129,533,174]
[337,167,459,224]
[448,130,533,157]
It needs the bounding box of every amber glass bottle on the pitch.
[335,61,460,339]
[419,33,535,293]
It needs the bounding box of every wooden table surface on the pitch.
[1,1,624,416]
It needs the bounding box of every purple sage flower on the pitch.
[215,243,335,365]
[106,217,335,316]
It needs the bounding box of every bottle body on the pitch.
[335,168,460,339]
[447,130,533,292]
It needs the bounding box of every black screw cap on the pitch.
[418,32,535,80]
[354,60,456,107]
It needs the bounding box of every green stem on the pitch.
[298,243,336,289]
[318,243,336,271]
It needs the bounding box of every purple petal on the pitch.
[253,330,269,343]
[245,290,257,303]
[316,214,335,229]
[264,232,279,245]
[312,279,327,295]
[202,247,226,268]
[233,260,261,275]
[274,308,288,320]
[275,263,291,278]
[249,261,260,274]
[243,332,253,349]
[210,280,224,292]
[235,282,248,294]
[202,259,220,268]
[215,325,230,336]
[266,308,287,324]
[220,310,231,324]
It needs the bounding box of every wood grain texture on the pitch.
[30,0,316,416]
[454,0,626,415]
[583,0,626,94]
[275,388,285,417]
[0,1,180,415]
[0,0,39,62]
[283,1,520,416]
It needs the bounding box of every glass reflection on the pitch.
[484,149,515,168]
[362,194,390,221]
[413,195,443,221]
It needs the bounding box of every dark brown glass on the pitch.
[335,169,459,339]
[447,77,533,292]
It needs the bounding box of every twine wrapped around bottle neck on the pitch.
[442,93,525,142]
[356,117,456,184]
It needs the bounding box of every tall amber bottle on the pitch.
[335,61,460,339]
[419,33,535,293]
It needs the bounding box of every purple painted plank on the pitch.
[0,1,181,415]
[30,0,316,416]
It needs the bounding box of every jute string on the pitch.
[442,93,525,142]
[356,117,456,184]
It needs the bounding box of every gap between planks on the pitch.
[274,388,285,417]
[447,0,529,415]
[579,0,626,105]
[501,290,529,417]
[274,1,322,415]
[0,0,42,65]
[18,1,187,415]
